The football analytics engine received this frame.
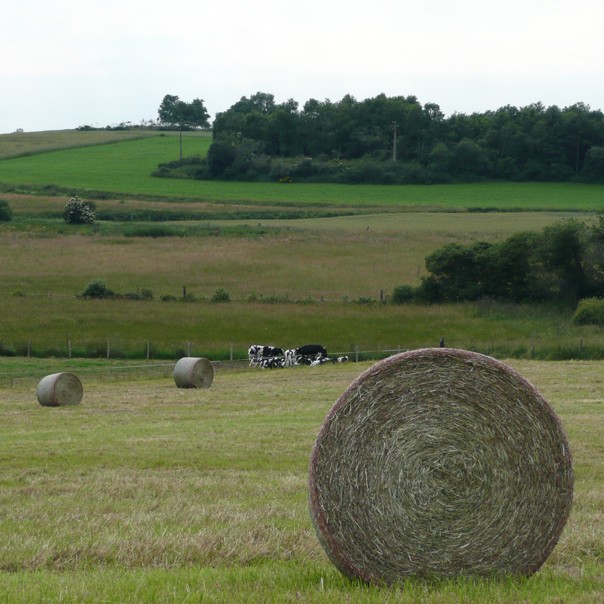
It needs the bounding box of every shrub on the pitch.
[0,342,17,356]
[63,196,96,224]
[354,296,377,305]
[79,280,114,299]
[124,225,177,238]
[391,285,416,304]
[573,297,604,326]
[0,199,13,221]
[211,288,231,303]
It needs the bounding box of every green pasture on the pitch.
[0,358,601,602]
[1,295,602,363]
[1,207,602,361]
[0,131,603,210]
[0,130,602,359]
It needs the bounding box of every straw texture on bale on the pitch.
[309,348,573,584]
[173,357,214,389]
[36,372,83,407]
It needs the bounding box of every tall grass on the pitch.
[0,359,601,601]
[0,296,601,361]
[1,209,602,360]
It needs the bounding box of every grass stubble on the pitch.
[0,358,601,602]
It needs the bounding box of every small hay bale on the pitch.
[309,348,573,584]
[173,357,214,389]
[36,372,83,407]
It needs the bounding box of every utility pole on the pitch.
[392,121,398,162]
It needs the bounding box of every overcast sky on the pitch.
[2,0,603,133]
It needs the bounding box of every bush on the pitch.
[391,285,416,304]
[63,196,96,224]
[79,280,114,299]
[0,199,13,222]
[211,288,231,303]
[0,342,17,356]
[573,297,604,326]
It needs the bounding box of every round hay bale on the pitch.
[309,348,573,584]
[173,357,214,389]
[36,372,83,407]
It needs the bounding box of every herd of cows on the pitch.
[248,344,349,368]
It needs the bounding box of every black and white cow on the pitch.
[295,344,327,366]
[284,349,298,367]
[259,356,285,369]
[248,344,263,366]
[310,354,331,366]
[248,344,284,366]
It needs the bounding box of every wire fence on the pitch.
[1,338,602,388]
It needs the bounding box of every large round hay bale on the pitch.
[173,357,214,389]
[36,372,83,407]
[309,348,573,584]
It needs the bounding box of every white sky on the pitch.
[2,0,603,133]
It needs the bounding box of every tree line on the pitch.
[392,216,604,307]
[154,92,604,184]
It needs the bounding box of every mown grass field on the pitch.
[0,358,602,602]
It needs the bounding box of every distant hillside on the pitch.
[0,129,174,160]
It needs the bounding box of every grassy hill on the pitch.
[0,130,603,210]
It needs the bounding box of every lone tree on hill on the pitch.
[158,94,210,158]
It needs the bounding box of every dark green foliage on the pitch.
[158,95,210,130]
[63,196,96,224]
[124,225,180,238]
[573,297,604,325]
[0,199,12,221]
[581,146,604,182]
[78,281,154,301]
[395,218,604,305]
[391,285,416,304]
[172,94,604,184]
[211,288,231,303]
[0,342,17,356]
[79,280,114,299]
